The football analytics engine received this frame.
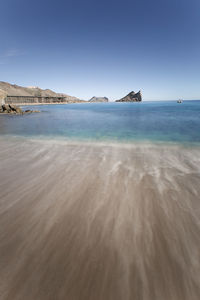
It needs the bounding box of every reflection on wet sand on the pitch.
[0,138,200,300]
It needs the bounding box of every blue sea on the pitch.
[0,101,200,145]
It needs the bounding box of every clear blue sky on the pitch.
[0,0,200,100]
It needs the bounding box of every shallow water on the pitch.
[0,101,200,144]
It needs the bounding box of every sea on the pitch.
[0,100,200,145]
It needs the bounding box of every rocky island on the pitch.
[88,96,109,102]
[115,90,142,102]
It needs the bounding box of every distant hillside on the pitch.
[116,91,142,102]
[0,81,79,101]
[89,96,109,102]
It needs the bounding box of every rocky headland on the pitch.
[0,81,80,101]
[115,90,142,102]
[0,81,85,105]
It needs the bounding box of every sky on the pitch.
[0,0,200,101]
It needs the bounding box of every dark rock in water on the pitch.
[0,104,40,115]
[9,104,20,114]
[88,96,109,102]
[15,107,23,114]
[115,90,142,102]
[9,104,17,111]
[1,104,23,114]
[2,104,11,112]
[10,110,16,114]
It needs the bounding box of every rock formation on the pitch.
[0,81,81,103]
[115,90,142,102]
[0,104,40,115]
[88,96,109,102]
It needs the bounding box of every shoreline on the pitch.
[1,134,200,149]
[10,102,75,105]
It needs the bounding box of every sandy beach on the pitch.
[0,137,200,300]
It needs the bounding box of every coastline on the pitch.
[1,134,200,149]
[13,102,82,105]
[1,137,200,299]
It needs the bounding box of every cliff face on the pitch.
[88,96,109,102]
[115,91,142,102]
[0,81,79,102]
[0,89,7,105]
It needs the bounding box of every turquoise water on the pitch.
[0,101,200,144]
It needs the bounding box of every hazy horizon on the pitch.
[1,0,200,101]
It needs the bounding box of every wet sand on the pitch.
[0,137,200,300]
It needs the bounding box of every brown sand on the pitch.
[0,138,200,300]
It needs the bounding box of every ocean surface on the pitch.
[0,100,200,144]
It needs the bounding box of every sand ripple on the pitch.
[0,138,200,300]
